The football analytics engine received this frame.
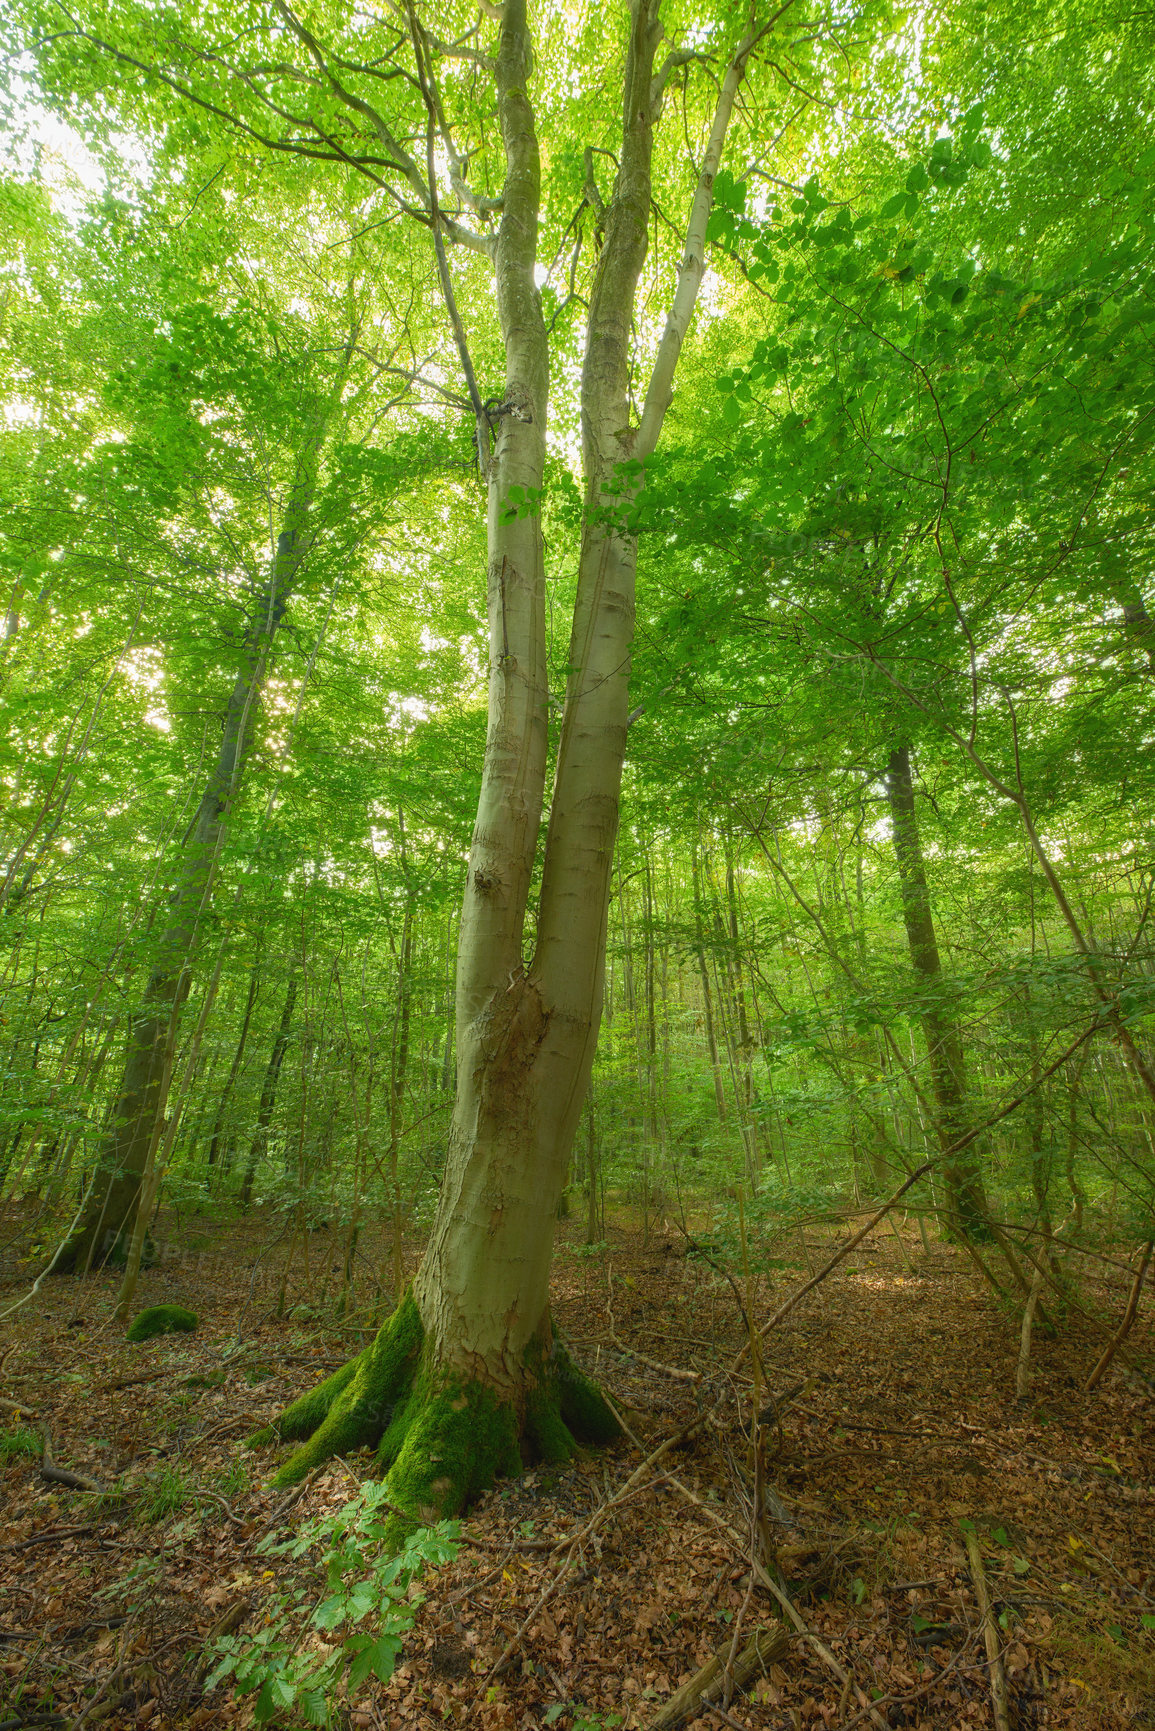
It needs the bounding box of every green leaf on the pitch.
[297,1687,328,1725]
[271,1675,297,1711]
[348,1646,374,1691]
[880,192,906,220]
[370,1632,403,1681]
[906,164,928,193]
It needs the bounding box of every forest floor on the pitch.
[1,1207,1152,1731]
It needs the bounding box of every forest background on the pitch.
[1,0,1154,1722]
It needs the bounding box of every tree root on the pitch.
[255,1290,619,1530]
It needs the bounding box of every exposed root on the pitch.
[257,1291,620,1533]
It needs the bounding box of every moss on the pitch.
[379,1368,522,1542]
[272,1290,424,1486]
[126,1304,198,1342]
[555,1338,622,1445]
[271,1350,367,1444]
[267,1295,620,1527]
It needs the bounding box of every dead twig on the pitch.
[40,1427,104,1496]
[661,1472,888,1730]
[963,1528,1013,1731]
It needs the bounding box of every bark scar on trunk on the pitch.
[483,970,551,1080]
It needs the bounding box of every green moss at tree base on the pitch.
[271,1290,424,1486]
[265,1293,621,1529]
[126,1304,199,1342]
[553,1337,622,1445]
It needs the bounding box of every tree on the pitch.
[259,0,808,1514]
[52,321,350,1271]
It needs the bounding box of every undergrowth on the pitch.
[205,1480,459,1726]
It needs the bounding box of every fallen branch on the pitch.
[3,1524,102,1552]
[648,1625,789,1730]
[609,1331,703,1382]
[963,1529,1013,1731]
[661,1474,888,1731]
[41,1427,105,1496]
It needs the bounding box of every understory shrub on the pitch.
[205,1480,459,1725]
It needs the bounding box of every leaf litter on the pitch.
[1,1209,1152,1730]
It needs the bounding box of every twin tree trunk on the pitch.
[265,0,760,1521]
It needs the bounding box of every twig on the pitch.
[1086,1239,1153,1390]
[249,1464,325,1543]
[3,1524,102,1552]
[485,1415,712,1681]
[661,1474,887,1730]
[963,1529,1013,1731]
[608,1331,703,1382]
[40,1426,105,1495]
[731,1018,1104,1368]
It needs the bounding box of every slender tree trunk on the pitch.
[240,961,299,1212]
[693,841,728,1124]
[886,744,991,1238]
[54,402,334,1271]
[207,963,260,1175]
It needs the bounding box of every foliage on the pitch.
[0,1425,41,1461]
[204,1484,459,1726]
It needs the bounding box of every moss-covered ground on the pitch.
[126,1303,199,1341]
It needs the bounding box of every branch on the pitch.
[636,5,795,458]
[407,4,492,469]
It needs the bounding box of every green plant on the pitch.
[217,1458,251,1498]
[126,1304,199,1342]
[137,1462,197,1523]
[205,1481,459,1725]
[0,1425,41,1461]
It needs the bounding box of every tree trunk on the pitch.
[206,964,260,1177]
[692,841,728,1124]
[264,0,762,1525]
[239,964,298,1209]
[886,744,991,1238]
[55,400,332,1272]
